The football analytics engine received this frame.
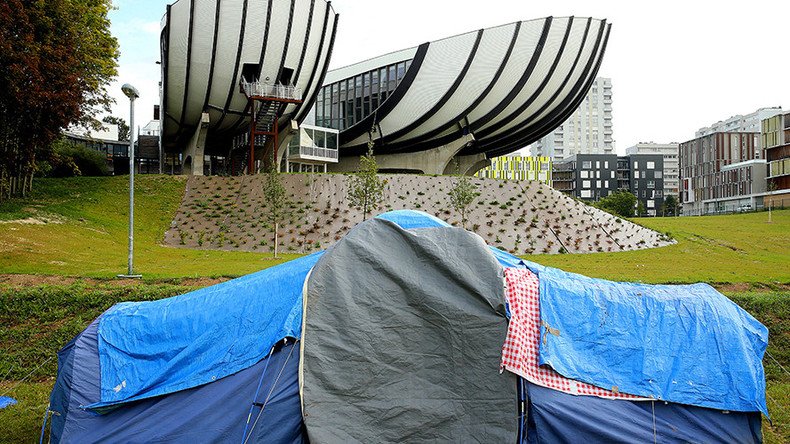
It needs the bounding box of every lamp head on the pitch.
[121,83,140,99]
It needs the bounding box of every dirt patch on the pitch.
[0,274,81,287]
[0,274,228,289]
[714,282,790,293]
[0,211,65,225]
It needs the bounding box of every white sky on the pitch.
[107,0,790,153]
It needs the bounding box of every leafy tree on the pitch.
[636,201,647,217]
[348,143,385,220]
[662,195,678,216]
[594,190,637,218]
[262,157,289,258]
[448,164,479,229]
[102,116,130,142]
[0,0,119,200]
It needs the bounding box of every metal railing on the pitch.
[241,78,302,100]
[288,145,339,161]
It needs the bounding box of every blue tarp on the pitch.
[50,319,304,443]
[89,252,323,409]
[88,210,463,410]
[375,209,449,229]
[526,262,769,416]
[0,396,17,409]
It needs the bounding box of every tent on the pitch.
[44,210,768,443]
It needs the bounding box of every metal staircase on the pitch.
[230,79,303,175]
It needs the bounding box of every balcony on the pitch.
[288,145,339,163]
[240,79,302,101]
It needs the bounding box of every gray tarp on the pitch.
[302,219,517,442]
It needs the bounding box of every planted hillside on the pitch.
[164,174,672,256]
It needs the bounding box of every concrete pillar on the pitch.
[275,120,299,172]
[444,153,490,176]
[182,112,209,175]
[329,133,476,174]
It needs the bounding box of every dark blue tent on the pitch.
[44,210,767,443]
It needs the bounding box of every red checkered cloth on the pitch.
[501,268,650,400]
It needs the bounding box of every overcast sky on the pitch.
[108,0,790,153]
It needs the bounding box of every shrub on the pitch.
[39,138,109,177]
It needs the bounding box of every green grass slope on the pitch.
[1,176,788,283]
[0,176,298,278]
[530,210,790,284]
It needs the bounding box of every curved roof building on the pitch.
[161,0,339,156]
[314,17,611,173]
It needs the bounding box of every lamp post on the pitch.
[119,83,142,278]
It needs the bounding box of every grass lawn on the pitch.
[0,176,788,441]
[0,176,300,278]
[1,176,788,283]
[530,210,790,284]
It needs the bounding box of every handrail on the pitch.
[240,78,302,101]
[288,144,339,161]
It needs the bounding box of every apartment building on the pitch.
[625,143,679,199]
[761,111,790,208]
[696,107,783,137]
[553,153,664,216]
[680,132,765,215]
[531,77,614,162]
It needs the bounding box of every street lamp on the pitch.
[118,83,142,278]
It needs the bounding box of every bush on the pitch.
[594,190,637,219]
[38,138,109,177]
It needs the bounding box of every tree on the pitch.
[767,180,778,223]
[594,190,637,218]
[0,0,119,200]
[448,164,479,229]
[636,201,647,217]
[348,143,385,220]
[102,116,130,142]
[262,157,289,258]
[663,195,678,217]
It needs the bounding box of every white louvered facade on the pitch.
[313,17,612,161]
[161,0,339,154]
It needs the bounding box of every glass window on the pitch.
[397,61,406,80]
[331,83,339,126]
[315,129,326,148]
[582,180,591,188]
[388,65,396,91]
[582,161,592,169]
[634,161,639,168]
[655,171,663,178]
[647,161,655,169]
[379,67,387,89]
[326,131,338,149]
[363,72,371,96]
[580,171,588,179]
[371,70,379,95]
[647,181,655,189]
